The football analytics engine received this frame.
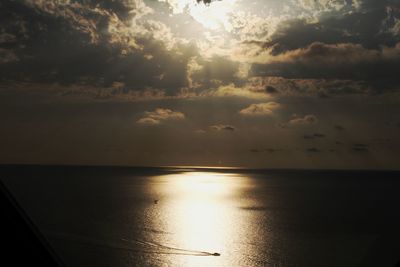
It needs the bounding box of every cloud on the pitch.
[313,133,325,138]
[306,147,321,153]
[259,1,400,55]
[352,143,369,152]
[0,0,197,98]
[250,148,281,153]
[136,117,160,125]
[289,114,318,125]
[0,48,18,63]
[210,124,236,131]
[194,129,207,134]
[1,0,399,101]
[251,42,400,90]
[196,0,213,4]
[303,133,326,139]
[188,56,241,88]
[201,83,271,99]
[245,1,400,93]
[296,0,348,12]
[137,108,185,125]
[244,76,368,97]
[265,86,278,94]
[334,125,345,131]
[239,102,280,116]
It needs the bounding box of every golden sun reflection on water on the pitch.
[149,171,264,267]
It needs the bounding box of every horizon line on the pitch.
[0,163,399,172]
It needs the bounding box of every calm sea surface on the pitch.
[1,166,400,267]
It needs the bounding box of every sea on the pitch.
[1,165,400,267]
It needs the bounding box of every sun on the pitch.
[168,0,237,31]
[188,0,236,31]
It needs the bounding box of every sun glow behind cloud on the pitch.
[164,0,238,31]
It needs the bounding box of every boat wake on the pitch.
[47,231,220,256]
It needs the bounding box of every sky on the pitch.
[1,0,400,169]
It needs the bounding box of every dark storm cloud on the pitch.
[249,0,400,91]
[261,1,400,55]
[251,42,400,90]
[0,0,197,96]
[70,0,135,20]
[197,0,214,4]
[265,85,278,94]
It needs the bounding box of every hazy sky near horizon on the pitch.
[1,0,400,169]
